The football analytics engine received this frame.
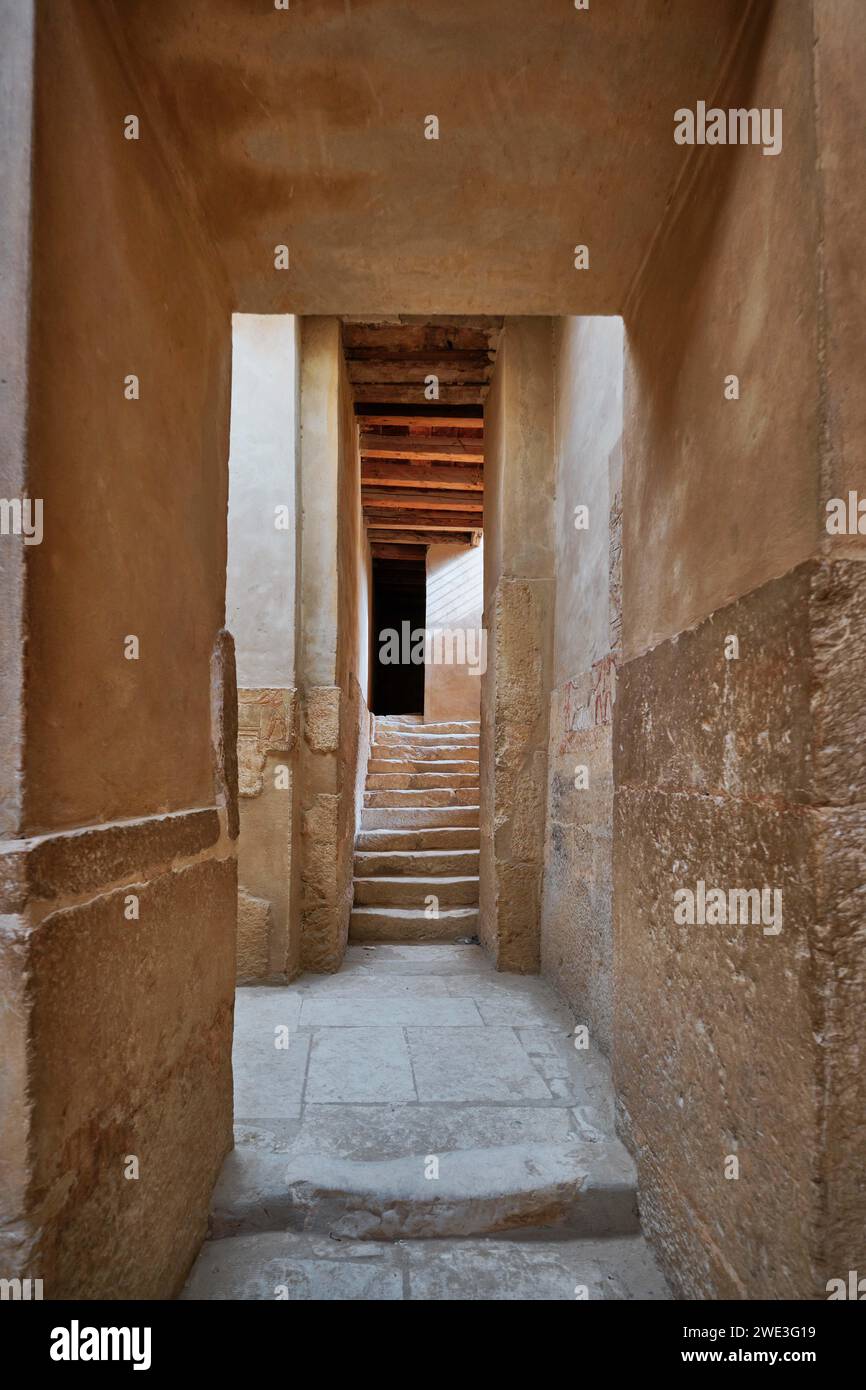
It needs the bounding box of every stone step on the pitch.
[350,904,479,941]
[353,874,479,907]
[367,758,480,775]
[370,742,479,763]
[354,848,480,877]
[181,1230,670,1301]
[374,731,480,749]
[361,806,480,830]
[370,750,480,768]
[365,771,479,791]
[355,826,480,851]
[203,1140,639,1243]
[375,728,480,739]
[364,787,479,809]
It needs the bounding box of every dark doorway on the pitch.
[371,553,426,714]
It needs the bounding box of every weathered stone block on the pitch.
[811,560,866,806]
[616,565,813,803]
[237,886,271,982]
[497,862,542,973]
[493,580,546,728]
[237,688,297,797]
[614,784,816,1299]
[301,834,340,907]
[480,572,553,974]
[542,683,615,1050]
[812,801,866,1288]
[301,905,348,974]
[305,687,340,754]
[23,808,221,903]
[301,792,339,848]
[511,750,547,863]
[24,856,236,1298]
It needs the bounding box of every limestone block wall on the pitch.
[615,0,865,1299]
[237,688,297,981]
[0,1,237,1297]
[541,317,623,1055]
[479,320,555,973]
[297,684,370,979]
[616,564,866,1299]
[811,0,866,1283]
[298,685,348,972]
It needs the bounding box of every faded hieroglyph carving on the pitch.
[237,688,297,797]
[559,654,617,753]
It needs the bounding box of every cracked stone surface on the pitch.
[181,1232,669,1302]
[182,943,670,1299]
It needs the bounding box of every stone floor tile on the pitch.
[299,994,483,1027]
[305,1026,417,1103]
[406,1026,553,1102]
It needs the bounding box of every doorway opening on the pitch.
[370,551,426,714]
[346,325,492,720]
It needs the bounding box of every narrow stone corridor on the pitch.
[351,715,481,942]
[5,1,863,1320]
[182,943,669,1300]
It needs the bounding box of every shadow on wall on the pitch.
[427,546,484,624]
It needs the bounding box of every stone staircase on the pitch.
[350,715,481,943]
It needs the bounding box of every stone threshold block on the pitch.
[181,1231,670,1301]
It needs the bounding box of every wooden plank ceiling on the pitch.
[342,317,502,553]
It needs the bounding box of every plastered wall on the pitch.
[227,314,300,981]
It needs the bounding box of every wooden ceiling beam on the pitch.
[367,530,474,547]
[362,488,483,512]
[371,547,427,561]
[366,511,483,531]
[355,411,484,429]
[369,547,428,558]
[361,461,482,491]
[351,385,488,404]
[360,436,484,463]
[342,324,500,354]
[342,315,502,329]
[346,361,492,387]
[345,348,495,365]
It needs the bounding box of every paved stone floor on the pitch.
[182,943,670,1300]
